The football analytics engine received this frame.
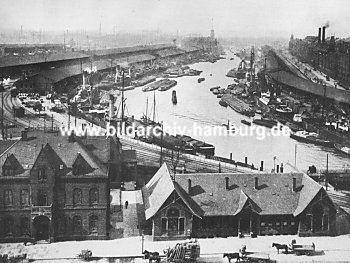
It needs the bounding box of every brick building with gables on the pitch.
[0,130,124,243]
[142,164,336,241]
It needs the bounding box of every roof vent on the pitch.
[59,164,64,170]
[209,193,213,196]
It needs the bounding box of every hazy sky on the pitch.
[0,0,349,38]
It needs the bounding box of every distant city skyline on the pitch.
[0,0,349,39]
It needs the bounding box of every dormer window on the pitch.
[38,167,47,181]
[72,153,93,175]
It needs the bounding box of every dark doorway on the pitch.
[33,216,50,240]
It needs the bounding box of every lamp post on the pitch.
[273,156,277,173]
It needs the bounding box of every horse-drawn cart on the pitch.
[164,240,200,262]
[290,240,315,256]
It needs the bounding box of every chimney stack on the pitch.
[322,26,326,43]
[188,179,191,194]
[21,129,28,141]
[225,177,229,190]
[292,177,296,192]
[318,27,322,43]
[254,177,258,189]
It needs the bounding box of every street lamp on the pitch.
[273,156,277,173]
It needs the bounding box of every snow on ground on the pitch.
[1,235,350,262]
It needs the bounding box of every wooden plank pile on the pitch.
[165,240,200,262]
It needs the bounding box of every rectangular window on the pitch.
[260,222,266,227]
[306,214,312,230]
[161,218,167,234]
[179,218,185,234]
[323,214,329,231]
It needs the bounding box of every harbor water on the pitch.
[124,52,350,172]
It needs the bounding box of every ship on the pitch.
[290,130,333,147]
[253,118,278,128]
[142,78,177,92]
[198,77,205,83]
[172,90,177,105]
[221,94,255,117]
[131,75,156,87]
[176,135,215,156]
[226,59,248,79]
[334,143,350,156]
[241,119,251,126]
[158,79,177,91]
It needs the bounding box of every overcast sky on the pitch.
[0,0,349,38]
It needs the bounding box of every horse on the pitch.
[143,250,161,263]
[223,253,241,263]
[272,243,288,254]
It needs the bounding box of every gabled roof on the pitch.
[293,174,322,216]
[3,153,24,175]
[143,164,329,219]
[0,130,108,177]
[32,143,66,172]
[72,153,93,175]
[143,163,203,220]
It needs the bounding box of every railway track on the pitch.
[120,136,255,174]
[328,192,350,209]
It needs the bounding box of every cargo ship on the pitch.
[131,75,156,87]
[290,130,333,147]
[142,78,177,92]
[148,132,215,156]
[221,94,255,117]
[253,118,278,128]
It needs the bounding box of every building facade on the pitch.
[0,130,123,243]
[143,164,336,241]
[289,27,350,88]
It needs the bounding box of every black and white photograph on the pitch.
[0,0,350,262]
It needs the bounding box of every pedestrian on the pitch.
[125,200,128,209]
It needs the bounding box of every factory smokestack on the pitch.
[322,26,326,43]
[318,27,322,43]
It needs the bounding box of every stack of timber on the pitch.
[165,240,200,262]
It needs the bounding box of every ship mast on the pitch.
[153,91,156,123]
[145,96,148,123]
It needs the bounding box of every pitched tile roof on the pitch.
[143,164,326,219]
[0,52,88,68]
[267,70,350,104]
[0,130,109,177]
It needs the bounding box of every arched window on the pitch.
[89,188,99,206]
[73,188,83,206]
[89,215,98,234]
[20,189,30,206]
[72,215,82,235]
[4,216,14,236]
[4,190,13,206]
[20,217,30,236]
